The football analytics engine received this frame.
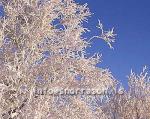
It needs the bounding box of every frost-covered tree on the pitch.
[0,0,116,118]
[102,67,150,119]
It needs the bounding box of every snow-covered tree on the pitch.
[102,67,150,119]
[0,0,116,118]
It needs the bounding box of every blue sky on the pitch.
[76,0,150,88]
[1,1,150,88]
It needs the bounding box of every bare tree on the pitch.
[0,0,116,118]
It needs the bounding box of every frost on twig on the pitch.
[97,20,116,49]
[89,20,116,49]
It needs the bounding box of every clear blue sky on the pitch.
[76,0,150,88]
[1,1,150,88]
